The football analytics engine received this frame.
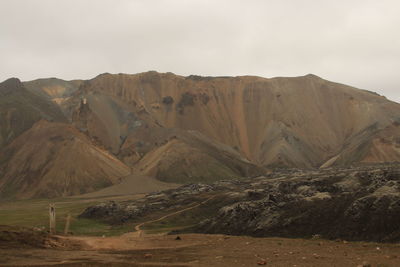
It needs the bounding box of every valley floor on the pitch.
[1,233,400,266]
[3,165,400,266]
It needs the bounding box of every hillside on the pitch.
[0,120,131,199]
[1,71,400,198]
[66,72,400,168]
[0,78,66,150]
[24,78,82,99]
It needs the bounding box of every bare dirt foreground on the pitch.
[2,231,400,267]
[2,193,400,267]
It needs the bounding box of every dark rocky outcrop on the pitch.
[81,164,400,242]
[194,165,400,242]
[162,96,174,105]
[80,183,217,224]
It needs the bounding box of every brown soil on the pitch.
[1,207,400,267]
[1,233,400,266]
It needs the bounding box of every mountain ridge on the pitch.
[1,71,400,199]
[69,71,399,166]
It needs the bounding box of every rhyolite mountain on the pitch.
[1,71,400,199]
[0,78,66,150]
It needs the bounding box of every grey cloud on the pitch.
[0,0,399,102]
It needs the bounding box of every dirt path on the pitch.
[67,195,215,250]
[134,195,215,235]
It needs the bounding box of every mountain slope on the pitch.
[0,78,66,150]
[2,71,400,199]
[131,128,262,183]
[0,120,131,199]
[23,78,82,102]
[322,121,400,167]
[67,72,400,168]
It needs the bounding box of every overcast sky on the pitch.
[1,0,399,102]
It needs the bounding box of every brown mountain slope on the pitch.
[0,120,131,199]
[0,75,264,199]
[0,78,66,150]
[321,121,400,167]
[67,94,263,183]
[3,71,400,199]
[23,78,82,103]
[130,128,262,183]
[65,72,400,168]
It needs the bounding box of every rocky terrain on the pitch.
[81,164,400,242]
[80,183,218,224]
[2,71,400,199]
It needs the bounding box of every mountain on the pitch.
[65,71,400,168]
[0,120,131,199]
[1,71,400,199]
[0,78,66,150]
[130,128,260,183]
[23,78,82,101]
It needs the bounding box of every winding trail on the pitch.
[134,195,216,236]
[66,195,217,250]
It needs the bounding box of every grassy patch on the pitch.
[0,196,136,236]
[0,194,228,237]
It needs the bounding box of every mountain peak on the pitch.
[0,78,24,95]
[304,73,322,79]
[0,77,22,87]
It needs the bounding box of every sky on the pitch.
[1,0,400,102]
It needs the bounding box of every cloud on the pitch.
[0,0,399,102]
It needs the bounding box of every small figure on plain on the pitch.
[49,204,56,234]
